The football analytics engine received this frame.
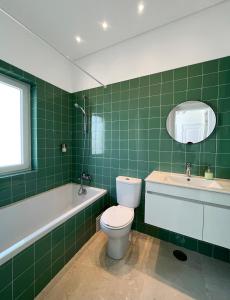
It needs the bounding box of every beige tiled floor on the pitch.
[36,231,230,300]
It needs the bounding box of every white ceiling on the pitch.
[0,0,224,62]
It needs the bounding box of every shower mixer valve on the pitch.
[81,173,92,182]
[78,173,92,195]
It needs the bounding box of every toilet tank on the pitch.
[116,176,142,208]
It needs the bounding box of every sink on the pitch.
[145,171,230,194]
[165,173,222,189]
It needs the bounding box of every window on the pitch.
[0,74,31,175]
[91,115,104,155]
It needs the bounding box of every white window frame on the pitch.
[0,74,31,175]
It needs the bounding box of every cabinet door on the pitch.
[145,192,203,240]
[203,205,230,249]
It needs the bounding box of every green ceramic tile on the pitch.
[162,70,173,82]
[149,95,160,106]
[158,228,170,241]
[65,217,75,235]
[174,67,187,80]
[219,98,230,112]
[188,76,202,89]
[13,266,34,298]
[203,73,218,87]
[174,79,187,92]
[161,93,173,105]
[174,91,187,104]
[52,256,65,277]
[184,236,198,251]
[0,181,12,207]
[219,57,230,71]
[150,73,161,85]
[162,81,173,94]
[65,244,76,262]
[0,284,12,300]
[65,231,76,251]
[16,282,34,300]
[150,84,161,95]
[219,84,230,98]
[172,151,185,164]
[213,245,230,262]
[198,241,213,256]
[0,260,12,291]
[35,267,51,296]
[169,232,186,247]
[203,59,218,74]
[202,86,218,100]
[216,153,230,167]
[120,80,129,90]
[140,75,150,87]
[187,88,201,99]
[35,233,51,260]
[35,251,51,278]
[52,241,65,262]
[188,63,202,77]
[217,140,230,153]
[13,245,34,279]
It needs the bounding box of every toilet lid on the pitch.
[101,205,134,228]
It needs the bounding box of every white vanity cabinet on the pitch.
[203,205,230,249]
[145,171,230,249]
[145,191,203,239]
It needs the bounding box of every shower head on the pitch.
[74,102,86,115]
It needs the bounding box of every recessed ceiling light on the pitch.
[75,36,82,43]
[101,21,108,30]
[138,2,145,14]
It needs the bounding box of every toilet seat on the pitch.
[101,205,134,229]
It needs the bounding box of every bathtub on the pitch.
[0,183,107,266]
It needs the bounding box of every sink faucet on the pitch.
[78,172,92,195]
[185,163,191,177]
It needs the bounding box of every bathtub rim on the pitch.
[0,183,107,266]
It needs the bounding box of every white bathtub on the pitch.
[0,183,106,266]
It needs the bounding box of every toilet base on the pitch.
[107,233,130,259]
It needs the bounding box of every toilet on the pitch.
[100,176,142,259]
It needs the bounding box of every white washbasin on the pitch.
[166,173,222,189]
[145,171,230,194]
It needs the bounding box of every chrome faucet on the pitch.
[185,163,191,177]
[78,172,92,195]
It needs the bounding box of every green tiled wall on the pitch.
[0,60,73,207]
[0,195,106,299]
[72,56,230,262]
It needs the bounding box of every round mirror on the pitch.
[166,101,216,144]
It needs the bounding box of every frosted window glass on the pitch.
[0,74,31,175]
[0,82,22,167]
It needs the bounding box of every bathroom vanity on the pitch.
[145,171,230,249]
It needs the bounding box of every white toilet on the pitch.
[100,176,142,259]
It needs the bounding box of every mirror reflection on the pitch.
[166,101,216,144]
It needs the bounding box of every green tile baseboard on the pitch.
[132,221,230,263]
[0,195,107,299]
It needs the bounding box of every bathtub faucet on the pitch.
[185,162,191,177]
[78,173,92,195]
